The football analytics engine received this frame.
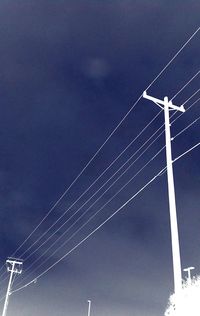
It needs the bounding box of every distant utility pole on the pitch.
[183,266,195,284]
[87,299,91,316]
[2,258,23,316]
[143,91,185,296]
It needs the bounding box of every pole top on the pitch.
[183,266,195,271]
[143,91,185,113]
[6,258,23,274]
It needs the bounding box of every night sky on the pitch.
[0,1,199,315]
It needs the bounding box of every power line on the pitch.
[19,112,163,259]
[146,27,200,91]
[0,111,162,276]
[15,128,166,289]
[21,117,164,260]
[171,70,200,100]
[12,86,200,283]
[172,114,200,140]
[171,97,200,126]
[13,86,200,264]
[12,99,142,258]
[182,87,200,106]
[173,141,200,163]
[0,86,198,288]
[22,136,165,274]
[11,94,140,257]
[10,26,200,260]
[17,104,200,286]
[31,148,166,271]
[11,165,167,294]
[11,139,200,295]
[14,145,165,289]
[14,95,200,289]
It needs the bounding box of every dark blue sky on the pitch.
[0,1,199,315]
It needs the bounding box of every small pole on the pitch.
[87,299,91,316]
[2,258,23,316]
[183,267,195,284]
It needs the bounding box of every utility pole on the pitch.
[87,299,91,316]
[183,266,195,284]
[2,258,23,316]
[143,91,185,297]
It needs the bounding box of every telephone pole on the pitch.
[183,266,195,284]
[87,300,91,316]
[2,258,23,316]
[143,91,185,297]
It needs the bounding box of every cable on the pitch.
[146,27,200,91]
[186,96,200,111]
[0,294,5,303]
[11,26,200,259]
[1,270,7,283]
[20,139,165,283]
[173,141,200,163]
[21,117,165,260]
[11,164,167,294]
[182,87,200,106]
[7,82,198,290]
[19,111,163,259]
[12,97,141,257]
[0,273,20,305]
[21,146,165,283]
[14,146,165,290]
[24,103,200,269]
[0,273,8,285]
[172,115,200,140]
[15,83,200,265]
[171,70,200,100]
[11,139,200,295]
[14,137,165,297]
[171,97,200,126]
[0,276,9,302]
[0,264,7,280]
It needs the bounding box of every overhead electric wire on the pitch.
[186,96,200,110]
[0,111,162,277]
[171,70,200,100]
[11,138,200,295]
[44,148,165,251]
[0,295,5,303]
[173,141,200,162]
[146,27,200,91]
[19,111,163,259]
[172,114,200,140]
[14,93,200,289]
[15,145,165,288]
[12,101,142,257]
[1,26,199,292]
[11,95,141,257]
[182,87,200,106]
[8,26,199,261]
[11,81,200,279]
[20,100,200,281]
[171,97,200,125]
[12,83,200,264]
[0,263,6,283]
[0,81,199,290]
[14,97,200,284]
[13,146,166,291]
[21,117,165,260]
[22,128,166,265]
[0,276,9,301]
